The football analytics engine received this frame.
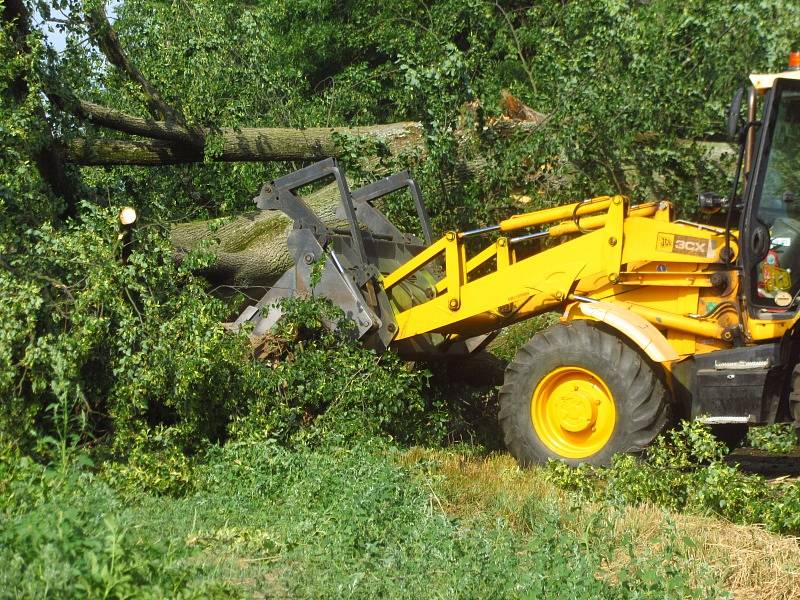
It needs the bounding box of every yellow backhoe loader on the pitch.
[233,55,800,465]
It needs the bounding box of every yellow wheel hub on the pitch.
[531,366,616,459]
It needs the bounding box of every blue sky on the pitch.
[36,1,121,53]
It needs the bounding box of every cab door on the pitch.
[741,78,800,317]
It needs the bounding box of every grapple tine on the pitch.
[233,158,488,359]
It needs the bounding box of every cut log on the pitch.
[171,182,343,288]
[66,122,424,165]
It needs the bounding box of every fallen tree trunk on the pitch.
[67,122,425,165]
[171,183,344,289]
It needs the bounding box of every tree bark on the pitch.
[3,0,78,217]
[171,182,345,288]
[65,122,424,165]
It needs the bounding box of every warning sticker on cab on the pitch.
[656,233,715,258]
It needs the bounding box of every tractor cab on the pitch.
[740,73,800,317]
[716,52,800,330]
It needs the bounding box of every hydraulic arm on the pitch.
[234,58,800,467]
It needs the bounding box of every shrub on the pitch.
[746,423,798,453]
[99,426,198,497]
[0,205,264,458]
[545,420,800,534]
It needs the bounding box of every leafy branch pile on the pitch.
[546,421,800,535]
[1,209,440,477]
[747,423,799,453]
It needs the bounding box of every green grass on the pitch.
[1,439,722,599]
[0,454,231,599]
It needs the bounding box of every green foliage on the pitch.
[545,420,800,534]
[746,423,798,454]
[0,437,723,598]
[0,13,64,224]
[0,447,231,598]
[100,426,197,497]
[230,296,445,448]
[5,0,799,457]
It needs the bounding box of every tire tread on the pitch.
[499,320,670,466]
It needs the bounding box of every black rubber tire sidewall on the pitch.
[499,320,669,467]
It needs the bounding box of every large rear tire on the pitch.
[498,320,670,466]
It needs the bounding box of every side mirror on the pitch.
[727,88,744,139]
[698,192,729,214]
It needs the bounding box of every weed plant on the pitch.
[1,437,722,599]
[546,421,800,535]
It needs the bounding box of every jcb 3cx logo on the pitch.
[656,233,711,257]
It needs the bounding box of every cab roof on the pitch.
[749,70,800,91]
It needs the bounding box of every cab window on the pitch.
[753,88,800,306]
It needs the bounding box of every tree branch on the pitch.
[3,0,78,217]
[68,98,198,143]
[64,122,425,165]
[85,4,192,132]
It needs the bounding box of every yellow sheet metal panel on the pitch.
[623,303,722,339]
[602,197,625,284]
[445,233,462,310]
[618,271,715,287]
[622,217,730,264]
[666,288,701,356]
[575,301,679,363]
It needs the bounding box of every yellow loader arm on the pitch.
[385,195,734,356]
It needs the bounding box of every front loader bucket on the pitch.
[228,158,494,359]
